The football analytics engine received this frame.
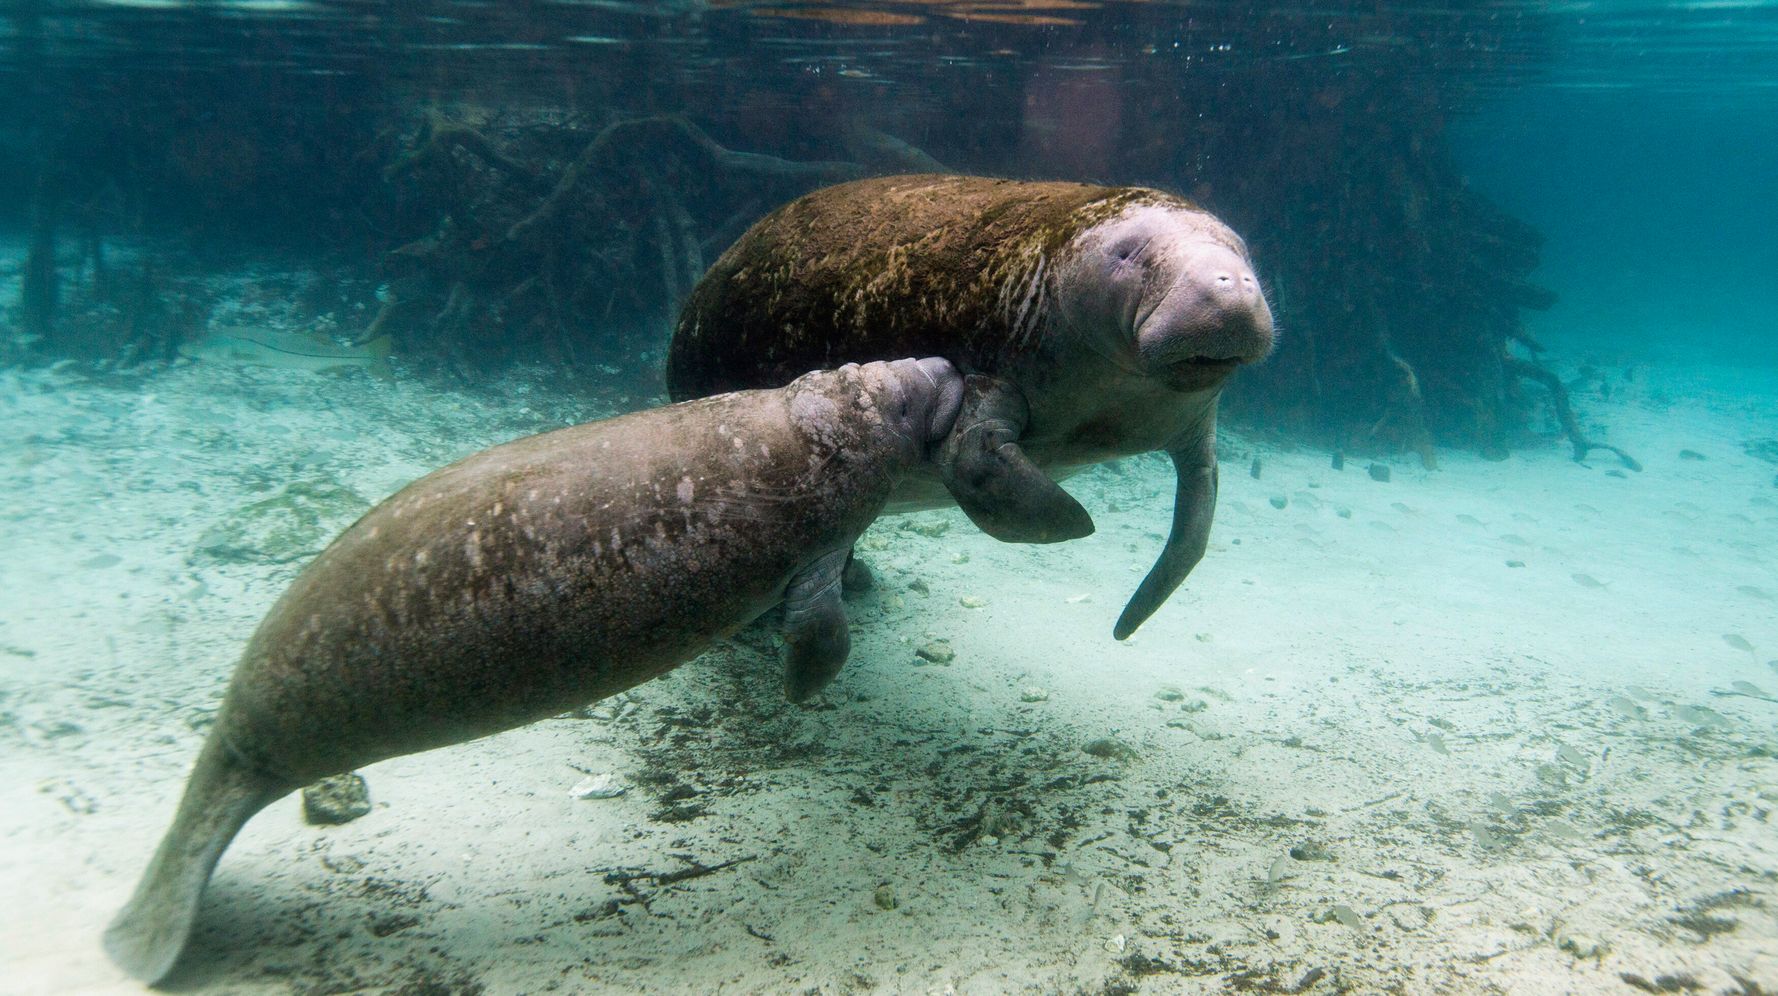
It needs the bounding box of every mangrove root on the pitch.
[1505,356,1641,471]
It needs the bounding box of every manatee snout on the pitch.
[910,356,966,443]
[1137,239,1275,386]
[870,355,965,451]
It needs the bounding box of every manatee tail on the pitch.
[103,734,290,985]
[1114,443,1219,640]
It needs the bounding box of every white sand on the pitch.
[1,349,1774,994]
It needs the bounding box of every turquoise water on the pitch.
[2,3,1775,993]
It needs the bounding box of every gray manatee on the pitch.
[667,174,1275,638]
[104,358,965,985]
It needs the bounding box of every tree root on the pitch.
[840,119,948,172]
[1504,356,1641,470]
[1367,348,1438,470]
[384,112,550,195]
[505,115,860,246]
[644,178,704,311]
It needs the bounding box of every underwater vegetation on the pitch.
[0,1,1635,466]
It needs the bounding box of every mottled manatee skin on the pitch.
[103,360,960,987]
[219,363,926,783]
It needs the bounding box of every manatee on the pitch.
[667,174,1275,637]
[103,358,965,985]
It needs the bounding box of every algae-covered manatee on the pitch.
[668,174,1274,637]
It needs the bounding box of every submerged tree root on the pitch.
[1505,356,1642,470]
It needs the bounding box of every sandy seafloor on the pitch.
[1,326,1775,995]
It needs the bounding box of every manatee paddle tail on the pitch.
[103,736,291,985]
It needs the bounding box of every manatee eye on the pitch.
[1109,235,1149,264]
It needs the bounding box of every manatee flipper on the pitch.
[1114,423,1219,640]
[104,735,291,985]
[781,548,851,703]
[937,375,1094,544]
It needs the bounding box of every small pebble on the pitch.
[1020,686,1049,703]
[1558,931,1607,959]
[569,773,626,799]
[915,640,956,664]
[1154,686,1185,702]
[1289,841,1333,862]
[1081,737,1141,761]
[302,772,371,825]
[958,595,987,609]
[873,884,898,911]
[1268,496,1287,510]
[1367,463,1391,483]
[907,578,930,595]
[1505,560,1525,568]
[1679,449,1707,461]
